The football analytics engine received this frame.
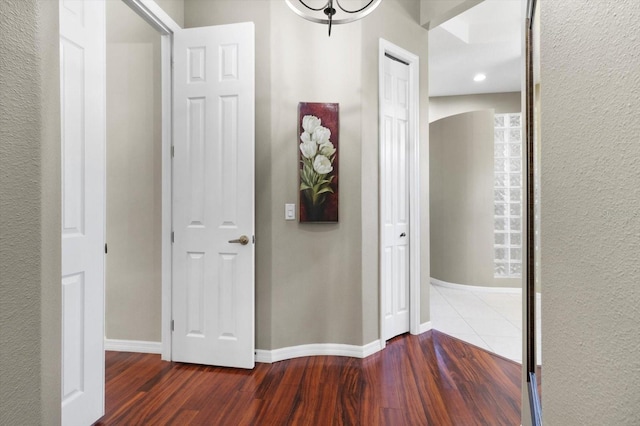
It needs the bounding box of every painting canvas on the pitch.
[298,102,339,222]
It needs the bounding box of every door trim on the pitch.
[121,0,180,361]
[122,0,181,34]
[378,39,421,345]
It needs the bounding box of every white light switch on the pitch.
[285,204,296,220]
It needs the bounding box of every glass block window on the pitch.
[494,113,522,278]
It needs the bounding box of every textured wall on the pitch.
[429,91,521,123]
[105,0,163,343]
[0,0,61,424]
[430,110,519,288]
[541,0,640,424]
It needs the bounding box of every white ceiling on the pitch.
[428,0,523,97]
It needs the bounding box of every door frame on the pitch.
[378,39,421,345]
[121,0,180,360]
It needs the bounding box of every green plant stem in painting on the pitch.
[300,156,335,207]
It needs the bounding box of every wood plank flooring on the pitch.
[96,330,521,425]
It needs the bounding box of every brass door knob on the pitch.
[229,235,250,245]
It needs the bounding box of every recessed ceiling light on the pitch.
[474,73,487,82]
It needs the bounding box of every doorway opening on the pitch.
[427,0,525,363]
[106,0,180,360]
[103,0,173,357]
[115,1,257,368]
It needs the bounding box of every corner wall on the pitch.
[541,0,640,423]
[184,0,429,349]
[268,1,364,348]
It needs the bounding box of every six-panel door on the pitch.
[171,23,256,369]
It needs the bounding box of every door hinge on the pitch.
[171,145,175,157]
[105,243,108,254]
[171,319,174,332]
[171,231,175,243]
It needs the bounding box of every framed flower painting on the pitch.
[298,102,339,223]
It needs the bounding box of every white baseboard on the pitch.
[419,321,432,334]
[104,338,162,354]
[255,340,383,364]
[430,277,522,294]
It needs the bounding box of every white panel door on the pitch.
[382,55,410,341]
[172,23,255,369]
[60,0,105,425]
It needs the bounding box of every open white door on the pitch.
[172,23,255,369]
[381,54,411,341]
[60,0,106,424]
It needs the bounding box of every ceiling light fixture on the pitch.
[285,0,382,37]
[474,73,487,82]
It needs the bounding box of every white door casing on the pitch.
[60,0,106,424]
[379,39,421,343]
[381,54,411,341]
[172,23,256,368]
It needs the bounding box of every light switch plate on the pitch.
[285,203,296,220]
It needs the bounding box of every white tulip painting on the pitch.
[298,103,339,222]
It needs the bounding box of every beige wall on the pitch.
[105,0,166,342]
[429,91,521,123]
[430,110,518,288]
[269,1,364,348]
[419,0,482,29]
[541,0,640,424]
[185,0,429,348]
[154,0,184,27]
[0,0,61,424]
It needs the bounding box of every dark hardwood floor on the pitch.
[96,330,521,425]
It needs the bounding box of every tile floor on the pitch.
[430,282,541,364]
